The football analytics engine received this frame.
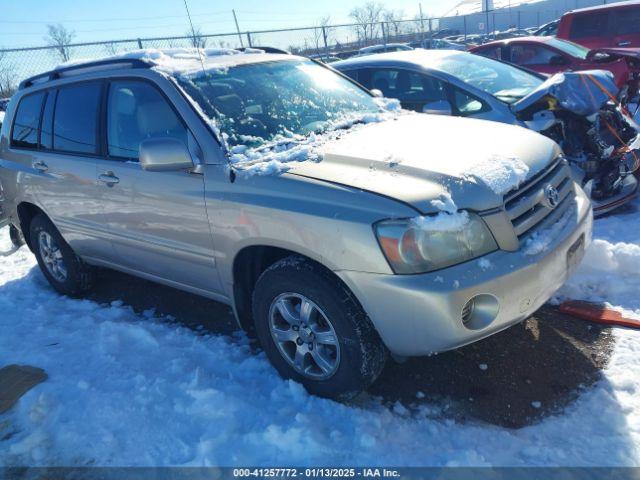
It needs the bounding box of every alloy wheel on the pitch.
[38,231,68,283]
[268,292,340,380]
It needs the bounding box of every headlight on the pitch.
[374,211,498,274]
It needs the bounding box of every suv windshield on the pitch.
[176,58,380,148]
[433,53,544,103]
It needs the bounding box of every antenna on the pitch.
[182,0,208,76]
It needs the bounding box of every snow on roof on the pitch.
[56,48,294,77]
[334,49,462,69]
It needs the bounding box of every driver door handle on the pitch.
[32,160,48,172]
[98,172,119,186]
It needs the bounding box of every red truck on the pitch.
[556,1,640,49]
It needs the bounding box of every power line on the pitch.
[0,10,230,24]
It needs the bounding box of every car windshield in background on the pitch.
[547,38,589,59]
[434,53,544,103]
[176,59,380,148]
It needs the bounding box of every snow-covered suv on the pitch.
[0,49,592,399]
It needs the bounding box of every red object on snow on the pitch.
[559,301,640,329]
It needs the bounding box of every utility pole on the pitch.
[232,9,245,48]
[485,0,490,36]
[418,3,427,48]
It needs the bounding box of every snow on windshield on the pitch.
[174,58,402,176]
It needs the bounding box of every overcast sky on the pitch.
[0,0,465,48]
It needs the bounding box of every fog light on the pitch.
[461,294,500,330]
[461,299,475,326]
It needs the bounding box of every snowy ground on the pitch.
[1,197,640,467]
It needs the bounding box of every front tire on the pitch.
[252,255,387,400]
[30,214,94,296]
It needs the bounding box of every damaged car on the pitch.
[334,49,639,215]
[470,36,640,103]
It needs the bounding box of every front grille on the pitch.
[503,158,574,241]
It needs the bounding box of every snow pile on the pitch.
[522,201,578,256]
[556,196,640,315]
[2,200,640,466]
[413,210,469,232]
[430,192,458,214]
[464,155,530,196]
[558,240,640,314]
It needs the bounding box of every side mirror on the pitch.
[549,55,568,66]
[422,100,453,116]
[370,88,383,98]
[139,138,194,172]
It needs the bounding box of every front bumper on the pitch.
[337,186,593,357]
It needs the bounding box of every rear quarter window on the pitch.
[474,46,502,60]
[615,7,640,35]
[569,12,610,39]
[11,92,45,149]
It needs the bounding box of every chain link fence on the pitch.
[0,0,608,97]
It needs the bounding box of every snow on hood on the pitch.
[512,70,619,116]
[289,114,559,213]
[228,98,402,177]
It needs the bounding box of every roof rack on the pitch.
[237,46,290,55]
[19,58,152,90]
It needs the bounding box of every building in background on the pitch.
[439,0,625,34]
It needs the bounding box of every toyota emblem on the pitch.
[544,184,560,209]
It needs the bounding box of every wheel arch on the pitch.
[231,244,361,335]
[16,202,47,252]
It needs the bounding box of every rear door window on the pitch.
[11,92,45,149]
[509,44,561,65]
[614,8,640,35]
[53,82,102,155]
[569,12,610,39]
[369,69,446,101]
[106,80,188,161]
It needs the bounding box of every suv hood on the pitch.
[289,114,559,213]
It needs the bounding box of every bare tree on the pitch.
[0,52,16,98]
[349,2,384,45]
[383,9,406,38]
[45,24,75,62]
[186,27,208,49]
[104,42,120,56]
[306,16,332,54]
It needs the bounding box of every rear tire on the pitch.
[252,255,387,400]
[30,214,94,296]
